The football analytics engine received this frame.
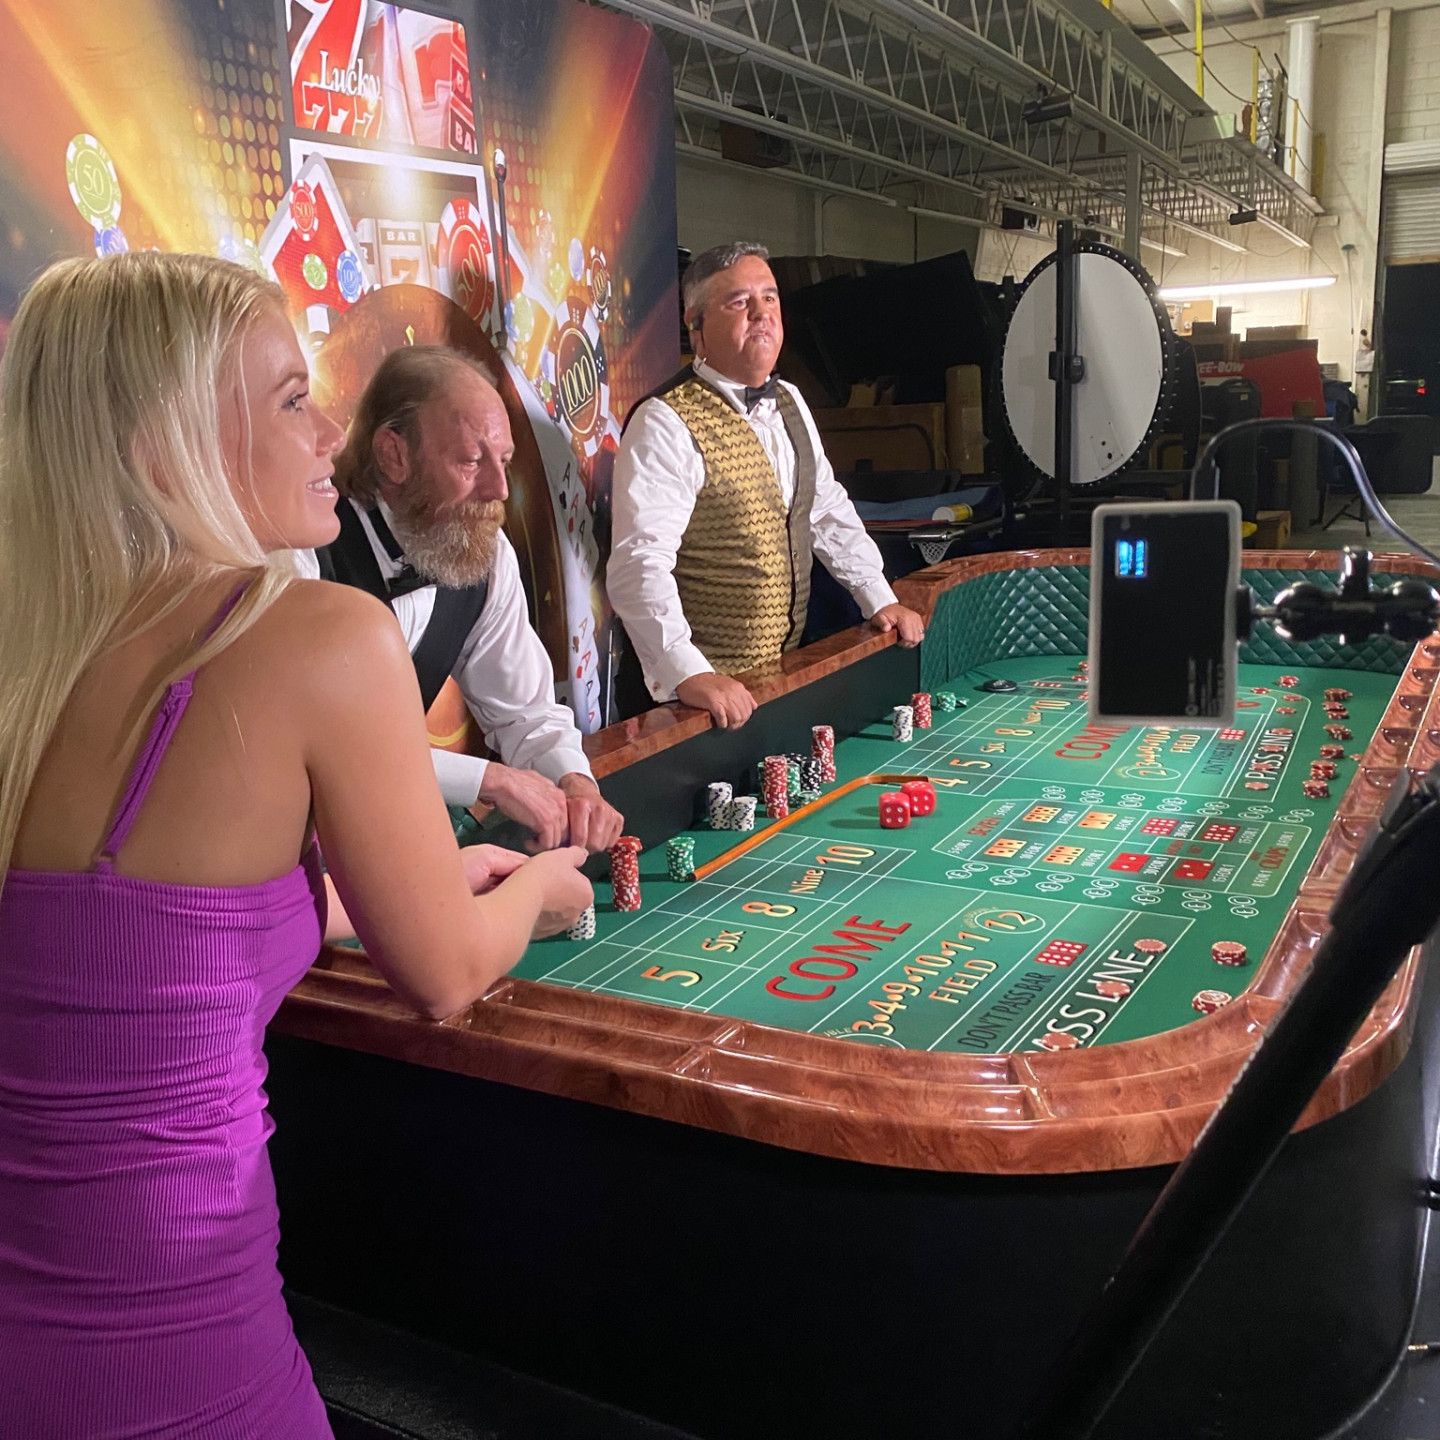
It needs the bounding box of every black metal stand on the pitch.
[1049,221,1085,539]
[1013,751,1440,1440]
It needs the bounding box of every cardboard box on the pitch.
[1246,509,1292,549]
[812,403,947,473]
[944,364,986,475]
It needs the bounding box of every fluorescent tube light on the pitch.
[1157,276,1337,301]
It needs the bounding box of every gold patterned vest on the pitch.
[660,378,818,674]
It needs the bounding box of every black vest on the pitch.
[316,501,489,712]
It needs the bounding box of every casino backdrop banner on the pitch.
[0,0,680,731]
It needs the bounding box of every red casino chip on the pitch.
[1211,941,1248,967]
[586,246,612,322]
[1309,761,1338,780]
[1094,979,1132,1000]
[1302,780,1331,798]
[1318,744,1346,759]
[438,197,495,329]
[1278,675,1299,687]
[1035,1030,1081,1052]
[545,292,610,460]
[1324,725,1352,741]
[611,835,643,855]
[1324,688,1352,701]
[1132,938,1168,955]
[1324,705,1349,719]
[1192,989,1232,1015]
[290,182,318,241]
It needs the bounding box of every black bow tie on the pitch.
[743,376,779,412]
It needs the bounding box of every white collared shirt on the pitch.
[294,502,592,807]
[606,359,898,701]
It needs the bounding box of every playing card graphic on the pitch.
[259,152,372,318]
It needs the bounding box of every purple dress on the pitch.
[0,601,333,1438]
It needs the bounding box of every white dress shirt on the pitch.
[295,504,593,807]
[607,360,898,702]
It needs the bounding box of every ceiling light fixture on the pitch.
[1157,276,1338,301]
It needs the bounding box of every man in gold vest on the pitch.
[607,242,924,727]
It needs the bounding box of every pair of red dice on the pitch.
[879,780,937,829]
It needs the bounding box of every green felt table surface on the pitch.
[511,656,1390,1055]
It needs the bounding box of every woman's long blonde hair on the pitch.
[0,252,296,881]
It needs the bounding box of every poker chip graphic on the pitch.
[587,247,612,322]
[219,235,268,276]
[94,225,128,258]
[533,209,556,265]
[336,249,364,303]
[301,253,327,291]
[567,236,585,282]
[545,293,609,458]
[66,134,121,230]
[506,292,536,346]
[437,197,494,328]
[291,183,319,242]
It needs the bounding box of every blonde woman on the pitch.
[0,253,592,1437]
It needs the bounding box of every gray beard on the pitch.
[386,501,503,589]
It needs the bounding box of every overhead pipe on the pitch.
[1286,15,1319,194]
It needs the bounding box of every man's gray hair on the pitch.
[681,241,771,329]
[334,345,499,505]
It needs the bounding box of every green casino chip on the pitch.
[302,253,328,291]
[66,133,121,230]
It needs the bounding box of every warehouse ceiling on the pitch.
[590,0,1323,256]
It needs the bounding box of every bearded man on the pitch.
[295,345,622,853]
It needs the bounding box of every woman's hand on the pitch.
[458,843,529,895]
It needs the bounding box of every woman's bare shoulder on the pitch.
[226,579,415,699]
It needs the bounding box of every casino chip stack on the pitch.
[1279,675,1299,688]
[722,797,758,831]
[763,756,790,818]
[609,837,642,912]
[1302,779,1330,799]
[1325,687,1352,702]
[893,705,914,741]
[567,905,597,941]
[798,758,824,798]
[811,725,837,783]
[666,837,696,882]
[706,782,733,828]
[935,692,959,712]
[1211,941,1248,968]
[912,692,933,729]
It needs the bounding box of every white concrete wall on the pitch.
[1388,6,1440,143]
